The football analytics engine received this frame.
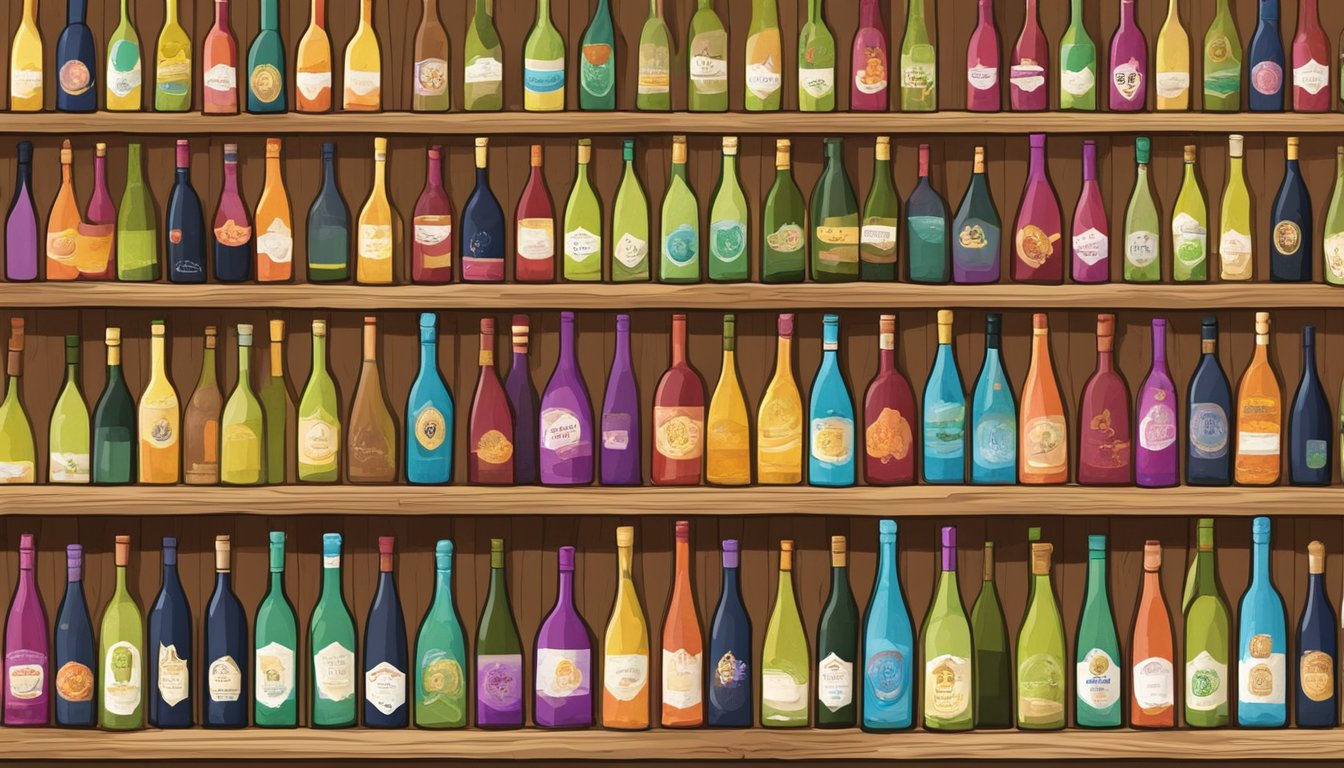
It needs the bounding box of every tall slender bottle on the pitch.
[1124,138,1161,282]
[99,536,143,730]
[1135,319,1178,488]
[1155,0,1191,110]
[56,0,96,112]
[761,140,807,283]
[906,144,949,283]
[661,136,700,283]
[87,145,118,278]
[406,313,454,484]
[1292,0,1329,111]
[1020,314,1067,483]
[1289,325,1330,485]
[477,539,524,728]
[514,144,556,283]
[93,328,135,485]
[356,138,399,285]
[412,146,453,284]
[469,318,513,485]
[923,310,965,483]
[1172,145,1208,281]
[1248,0,1286,111]
[600,315,640,485]
[221,325,264,486]
[0,318,32,485]
[540,312,594,485]
[310,533,356,728]
[863,519,913,730]
[899,0,936,111]
[1296,540,1337,726]
[297,320,340,483]
[259,321,291,484]
[45,140,86,281]
[815,536,857,728]
[1188,317,1233,485]
[708,539,751,727]
[534,546,593,729]
[1271,136,1312,282]
[295,0,333,112]
[247,0,286,112]
[1235,312,1282,485]
[1059,0,1096,110]
[1014,134,1064,283]
[204,535,247,728]
[5,142,40,282]
[166,140,206,283]
[139,321,180,484]
[1011,0,1048,111]
[343,0,382,110]
[1204,0,1242,110]
[255,139,292,282]
[761,541,808,727]
[709,138,749,282]
[612,139,651,282]
[8,0,43,112]
[603,527,650,730]
[48,335,89,484]
[55,545,95,727]
[147,540,191,728]
[809,315,855,486]
[462,138,506,282]
[1324,147,1344,285]
[254,532,297,727]
[414,540,467,729]
[578,0,615,111]
[852,0,889,110]
[661,522,704,727]
[1185,518,1229,727]
[862,137,900,281]
[1238,517,1287,726]
[1075,535,1122,728]
[757,314,802,484]
[971,314,1016,484]
[118,143,159,281]
[922,527,972,731]
[745,0,783,111]
[652,314,706,486]
[1131,541,1175,728]
[1017,542,1065,730]
[203,0,239,115]
[966,0,1000,112]
[183,326,222,486]
[952,146,1001,283]
[1220,134,1254,281]
[463,0,503,110]
[798,0,836,112]
[637,0,673,111]
[364,537,408,728]
[971,542,1011,728]
[564,140,603,282]
[524,0,565,111]
[865,314,917,486]
[411,0,449,112]
[155,0,192,111]
[1078,314,1131,485]
[1109,0,1148,111]
[347,317,397,483]
[4,533,47,724]
[706,315,750,486]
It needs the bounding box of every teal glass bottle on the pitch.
[414,540,468,728]
[970,314,1016,484]
[808,314,855,487]
[923,310,966,483]
[254,531,297,727]
[1237,515,1287,727]
[862,519,914,730]
[577,0,616,110]
[246,0,286,113]
[405,312,454,484]
[1074,534,1122,728]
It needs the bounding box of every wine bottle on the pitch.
[652,314,706,486]
[347,316,397,483]
[563,140,603,282]
[463,0,503,111]
[1248,0,1286,112]
[5,142,39,282]
[952,146,1001,283]
[708,539,750,726]
[862,520,913,730]
[246,0,286,113]
[1238,516,1287,726]
[1185,518,1229,727]
[661,136,701,283]
[1131,541,1175,728]
[856,137,901,281]
[1171,145,1209,281]
[659,522,704,727]
[540,312,594,485]
[469,318,514,485]
[154,0,192,112]
[637,0,673,112]
[809,314,855,487]
[118,143,159,281]
[1292,0,1329,111]
[524,0,565,112]
[1155,0,1191,110]
[146,536,191,728]
[8,0,43,112]
[411,0,449,112]
[166,140,206,283]
[462,138,506,283]
[1270,136,1312,282]
[504,317,539,484]
[1124,138,1160,282]
[406,313,454,485]
[708,138,749,282]
[307,144,350,282]
[105,0,143,111]
[851,0,889,111]
[815,536,857,728]
[259,321,291,485]
[139,321,180,484]
[221,324,264,486]
[55,545,95,727]
[1220,134,1254,281]
[343,0,382,111]
[310,533,356,727]
[295,0,333,112]
[297,320,341,483]
[706,315,750,486]
[93,328,136,485]
[922,527,972,731]
[1289,325,1331,485]
[971,313,1016,484]
[971,542,1010,728]
[923,310,966,484]
[745,0,783,111]
[1324,147,1344,285]
[603,527,650,729]
[761,140,807,283]
[761,540,808,727]
[254,139,292,282]
[1011,0,1048,111]
[99,536,143,730]
[1020,314,1068,483]
[1204,0,1242,110]
[254,532,297,727]
[1013,134,1064,283]
[85,144,117,280]
[1075,535,1122,728]
[966,0,1000,112]
[204,535,247,728]
[906,144,950,284]
[1187,317,1233,486]
[1235,312,1282,486]
[478,539,524,728]
[798,0,836,112]
[534,545,594,729]
[865,314,916,486]
[3,533,47,724]
[0,319,33,486]
[356,138,399,285]
[512,144,557,283]
[758,314,802,484]
[1077,314,1131,486]
[48,335,89,484]
[183,326,222,486]
[1109,0,1148,111]
[612,139,651,282]
[414,540,468,729]
[409,145,453,284]
[1296,540,1337,727]
[1136,319,1179,488]
[1059,0,1097,110]
[364,537,409,728]
[1017,542,1064,730]
[899,0,936,111]
[203,0,239,115]
[600,315,641,486]
[55,0,97,113]
[46,140,86,282]
[578,0,615,111]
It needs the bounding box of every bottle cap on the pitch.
[937,309,953,326]
[427,144,442,162]
[778,313,795,337]
[941,527,956,571]
[675,520,690,542]
[1255,312,1270,335]
[879,519,896,537]
[215,535,231,571]
[8,318,24,352]
[623,138,635,162]
[64,335,80,364]
[96,142,107,157]
[616,526,634,547]
[1033,313,1048,331]
[322,142,336,159]
[561,310,575,323]
[420,312,436,331]
[312,319,327,337]
[1197,518,1214,550]
[1028,526,1041,542]
[1030,133,1046,149]
[106,327,122,346]
[1143,540,1162,571]
[1201,316,1217,341]
[558,545,575,571]
[1252,515,1270,544]
[982,541,995,579]
[66,544,82,581]
[1229,134,1244,157]
[379,536,395,572]
[1088,534,1107,554]
[373,137,388,154]
[266,137,282,158]
[161,535,177,566]
[322,532,342,560]
[269,319,285,342]
[1096,313,1114,338]
[722,136,738,155]
[1304,324,1316,346]
[530,144,543,166]
[269,531,285,571]
[985,313,1001,337]
[17,141,32,163]
[1031,542,1053,574]
[722,539,739,569]
[1184,145,1197,162]
[480,317,495,335]
[18,533,33,555]
[1135,136,1150,164]
[237,324,253,346]
[436,539,454,571]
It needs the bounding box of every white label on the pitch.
[1185,650,1228,711]
[1173,213,1207,251]
[614,233,649,269]
[746,63,783,99]
[345,68,380,96]
[1238,430,1281,456]
[516,221,555,261]
[414,57,449,96]
[1239,651,1286,705]
[1076,648,1121,709]
[104,641,142,715]
[108,53,142,98]
[7,663,42,699]
[1220,229,1253,276]
[365,660,407,715]
[816,652,853,712]
[257,220,293,264]
[465,57,504,85]
[1073,227,1109,266]
[603,653,648,702]
[565,227,601,262]
[1126,231,1159,267]
[157,643,189,707]
[1326,232,1344,280]
[359,224,393,260]
[204,63,237,92]
[602,428,629,450]
[255,642,295,709]
[535,648,588,699]
[541,408,582,450]
[862,225,898,247]
[49,452,90,483]
[1156,70,1191,98]
[924,654,971,718]
[10,69,43,99]
[209,655,242,702]
[761,670,808,712]
[1139,403,1177,451]
[296,71,332,100]
[1295,59,1329,95]
[690,56,729,83]
[968,64,998,91]
[799,66,835,99]
[1112,60,1143,100]
[415,223,452,246]
[661,648,703,710]
[1132,656,1174,710]
[1010,63,1046,93]
[314,641,355,701]
[1061,66,1096,96]
[810,417,853,464]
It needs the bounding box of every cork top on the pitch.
[60,138,72,164]
[373,137,388,156]
[269,319,285,342]
[672,135,688,164]
[106,327,122,346]
[616,526,634,547]
[530,144,543,166]
[95,142,107,157]
[779,539,794,571]
[312,319,327,337]
[8,318,24,352]
[1184,145,1197,162]
[675,520,690,542]
[266,137,282,158]
[151,320,165,337]
[723,136,739,155]
[1033,313,1049,333]
[982,541,995,580]
[777,312,795,338]
[1287,136,1300,161]
[1143,540,1162,572]
[475,137,489,168]
[215,535,231,571]
[1309,541,1325,574]
[831,535,846,567]
[490,538,505,568]
[1096,313,1114,352]
[428,144,442,162]
[1030,542,1053,575]
[973,145,985,173]
[204,326,217,349]
[576,139,591,164]
[114,535,131,567]
[558,545,575,572]
[1229,134,1244,157]
[875,136,891,162]
[775,139,792,169]
[379,536,394,572]
[1255,311,1270,336]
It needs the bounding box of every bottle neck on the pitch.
[165,0,179,25]
[1120,0,1136,25]
[1252,538,1270,585]
[1029,145,1046,177]
[199,346,217,388]
[876,537,896,581]
[559,320,576,365]
[260,0,278,29]
[1086,556,1107,602]
[674,539,691,593]
[94,155,107,192]
[435,567,454,605]
[310,0,325,26]
[237,344,251,384]
[774,336,793,377]
[1194,546,1217,595]
[860,0,880,27]
[115,564,129,596]
[312,333,327,371]
[322,560,341,593]
[223,160,240,194]
[65,360,79,385]
[151,334,168,380]
[488,564,507,599]
[671,321,687,367]
[427,155,445,191]
[979,0,994,24]
[1152,327,1168,371]
[214,0,229,28]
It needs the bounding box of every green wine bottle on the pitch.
[93,327,136,485]
[1058,0,1098,111]
[577,0,616,110]
[258,320,292,484]
[563,139,603,282]
[1172,144,1208,282]
[899,0,937,111]
[117,143,159,281]
[464,0,504,111]
[1123,137,1161,283]
[612,139,650,282]
[255,531,298,727]
[797,0,836,112]
[708,137,749,282]
[815,536,857,728]
[221,324,265,486]
[687,0,728,112]
[660,136,701,283]
[297,320,340,483]
[1017,542,1065,730]
[310,532,357,727]
[970,542,1011,728]
[0,318,34,485]
[414,540,468,728]
[1184,518,1230,727]
[761,540,809,727]
[923,526,973,731]
[762,139,806,283]
[810,138,859,282]
[48,335,90,484]
[636,0,672,112]
[1203,0,1241,112]
[745,0,783,112]
[476,538,523,728]
[1074,535,1122,728]
[861,137,900,281]
[523,0,566,112]
[99,535,144,730]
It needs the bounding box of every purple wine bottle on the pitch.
[1135,318,1179,488]
[1108,0,1148,111]
[533,546,594,728]
[966,0,1000,112]
[4,533,49,724]
[1072,140,1110,283]
[1012,133,1064,284]
[5,142,39,282]
[540,311,594,485]
[600,314,642,485]
[505,315,540,484]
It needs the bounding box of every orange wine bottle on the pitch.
[45,140,82,281]
[255,138,293,282]
[661,520,704,727]
[1130,540,1175,728]
[1019,313,1068,484]
[1234,311,1282,485]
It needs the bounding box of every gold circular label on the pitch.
[1089,653,1110,677]
[1248,663,1275,696]
[57,661,94,702]
[423,658,463,697]
[250,64,283,103]
[1301,650,1334,702]
[415,406,447,452]
[1016,225,1054,268]
[1274,221,1302,256]
[656,415,703,460]
[1249,633,1274,659]
[476,429,514,465]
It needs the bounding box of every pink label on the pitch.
[1140,402,1177,452]
[1252,61,1284,95]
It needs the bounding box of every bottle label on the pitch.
[968,64,999,91]
[1239,635,1285,704]
[475,429,514,465]
[1076,648,1120,710]
[901,48,936,94]
[1156,70,1190,99]
[655,406,705,461]
[49,452,91,483]
[524,58,565,95]
[208,655,242,702]
[761,669,808,711]
[638,45,672,96]
[689,32,729,92]
[810,416,854,465]
[614,233,649,269]
[766,223,806,254]
[296,71,333,100]
[250,64,283,103]
[1189,402,1230,459]
[815,225,859,267]
[1132,656,1174,711]
[1219,229,1253,279]
[662,648,703,709]
[1172,212,1207,266]
[603,653,648,701]
[5,650,44,700]
[541,408,585,453]
[663,224,699,266]
[414,216,453,270]
[957,222,994,253]
[314,641,355,701]
[710,220,747,263]
[580,45,615,98]
[1273,220,1302,256]
[1325,233,1344,280]
[477,654,523,711]
[59,59,93,96]
[204,63,238,93]
[365,661,407,715]
[601,413,632,451]
[1125,231,1159,268]
[1015,224,1058,268]
[1294,59,1329,95]
[359,224,393,262]
[255,641,295,709]
[103,641,142,716]
[298,413,339,467]
[1111,58,1143,101]
[464,57,504,85]
[1139,401,1177,452]
[344,68,381,97]
[746,62,783,99]
[924,654,970,718]
[516,218,556,261]
[535,648,588,699]
[1237,428,1280,457]
[1300,650,1335,702]
[1023,416,1067,472]
[866,407,913,464]
[414,405,448,452]
[215,219,253,248]
[712,650,748,689]
[974,413,1016,469]
[1252,61,1283,96]
[414,58,449,97]
[923,402,966,458]
[1009,62,1045,93]
[799,66,836,99]
[864,647,908,704]
[1017,652,1065,723]
[1204,40,1239,97]
[565,227,601,263]
[257,220,294,265]
[108,41,143,97]
[1072,227,1109,267]
[816,652,853,712]
[0,461,35,484]
[1186,650,1227,710]
[10,69,43,100]
[139,405,178,449]
[419,651,464,704]
[855,45,889,94]
[862,224,899,257]
[56,660,93,703]
[1306,439,1328,470]
[158,643,189,706]
[1061,66,1096,97]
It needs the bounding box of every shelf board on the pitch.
[0,111,1334,136]
[2,281,1340,311]
[2,485,1338,518]
[0,726,1337,762]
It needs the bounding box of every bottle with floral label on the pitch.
[1248,0,1285,112]
[707,315,750,486]
[708,539,750,726]
[411,0,450,112]
[297,320,340,483]
[1323,147,1344,285]
[865,314,916,486]
[534,546,593,728]
[661,137,700,283]
[1077,314,1131,486]
[952,146,1000,283]
[1013,134,1063,283]
[1270,136,1311,282]
[1186,519,1230,727]
[477,539,523,728]
[900,0,937,111]
[653,315,706,486]
[413,540,466,729]
[99,536,144,730]
[852,0,889,111]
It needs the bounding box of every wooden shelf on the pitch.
[1,485,1338,518]
[0,726,1337,762]
[0,111,1336,136]
[2,281,1341,311]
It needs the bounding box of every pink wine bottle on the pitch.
[1135,318,1178,488]
[1291,0,1329,112]
[4,533,49,724]
[1072,140,1110,283]
[851,0,890,111]
[966,0,1001,112]
[1077,314,1132,486]
[86,143,117,280]
[1009,0,1048,111]
[1109,0,1148,111]
[1012,133,1064,284]
[412,145,455,284]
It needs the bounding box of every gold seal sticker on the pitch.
[1249,633,1273,659]
[865,408,912,463]
[1300,651,1334,702]
[1089,653,1110,677]
[656,414,704,460]
[250,65,283,103]
[1248,663,1275,697]
[415,406,447,452]
[1274,221,1302,256]
[476,430,514,465]
[56,661,93,703]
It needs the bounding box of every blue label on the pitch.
[664,224,699,266]
[1189,402,1229,459]
[924,401,966,458]
[524,60,565,94]
[865,648,908,705]
[974,414,1016,469]
[710,221,747,263]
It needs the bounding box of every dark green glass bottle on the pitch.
[92,327,136,485]
[971,541,1012,727]
[761,139,807,283]
[810,138,860,282]
[815,535,858,728]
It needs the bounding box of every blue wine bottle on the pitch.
[1269,137,1311,282]
[1296,540,1338,727]
[906,145,951,284]
[406,313,454,484]
[147,536,193,727]
[1290,325,1331,485]
[971,313,1016,484]
[54,544,96,727]
[364,536,409,727]
[204,535,248,728]
[1237,516,1287,727]
[462,138,507,283]
[862,519,914,731]
[1247,0,1285,112]
[55,0,98,112]
[707,539,752,727]
[504,315,541,484]
[951,146,1001,283]
[808,314,855,487]
[307,143,351,282]
[166,139,207,284]
[1186,317,1233,486]
[923,310,966,483]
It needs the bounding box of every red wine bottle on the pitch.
[469,318,515,485]
[514,145,556,283]
[412,145,454,284]
[652,314,705,486]
[1012,133,1064,284]
[1077,313,1132,485]
[863,314,916,485]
